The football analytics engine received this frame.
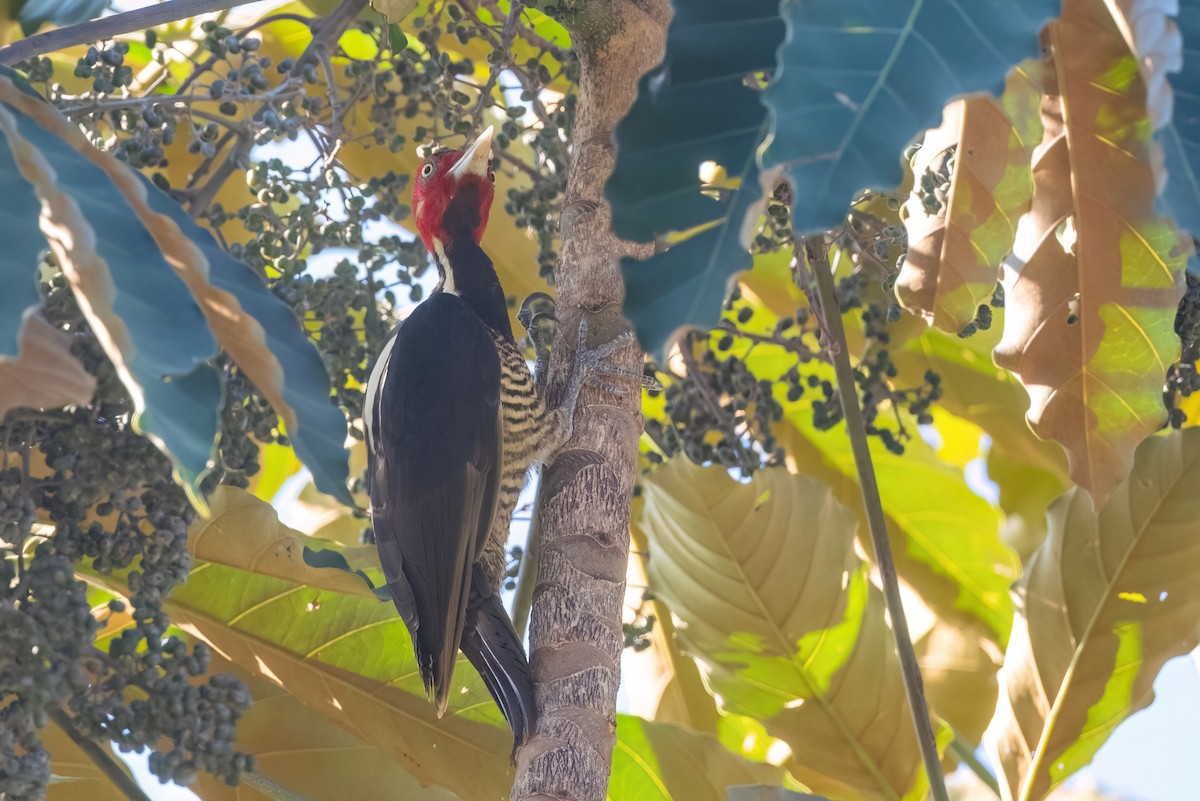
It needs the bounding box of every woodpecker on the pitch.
[363,127,620,750]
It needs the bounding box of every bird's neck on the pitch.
[434,232,513,341]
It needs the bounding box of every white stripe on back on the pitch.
[364,331,398,447]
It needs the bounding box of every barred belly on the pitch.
[478,331,563,587]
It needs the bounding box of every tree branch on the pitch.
[510,2,670,800]
[47,707,154,801]
[0,0,264,66]
[806,238,949,801]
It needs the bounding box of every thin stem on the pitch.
[241,772,311,801]
[47,707,154,801]
[471,0,521,129]
[0,0,264,66]
[949,734,1001,798]
[511,478,543,638]
[295,0,368,76]
[806,237,948,801]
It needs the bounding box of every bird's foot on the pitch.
[558,318,646,438]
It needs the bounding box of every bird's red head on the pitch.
[412,126,496,257]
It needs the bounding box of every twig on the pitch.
[241,772,311,801]
[0,0,264,66]
[510,479,542,637]
[293,0,367,76]
[805,236,949,801]
[189,132,252,217]
[949,735,1001,798]
[471,0,522,128]
[464,0,557,52]
[47,707,154,801]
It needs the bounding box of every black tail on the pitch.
[461,575,536,755]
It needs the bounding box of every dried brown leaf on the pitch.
[899,65,1040,332]
[0,313,95,418]
[986,430,1200,800]
[993,0,1188,506]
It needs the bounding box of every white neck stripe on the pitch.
[433,237,457,295]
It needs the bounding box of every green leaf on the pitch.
[0,91,221,503]
[987,430,1200,801]
[891,321,1069,555]
[16,0,108,35]
[0,76,352,507]
[0,132,45,359]
[621,171,766,356]
[778,409,1017,644]
[641,459,945,801]
[608,0,783,355]
[761,0,1057,234]
[135,182,352,506]
[388,23,409,55]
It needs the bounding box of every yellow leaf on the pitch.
[247,441,304,503]
[987,444,1070,559]
[926,407,983,471]
[641,459,945,801]
[986,430,1200,800]
[892,322,1069,554]
[625,510,721,735]
[917,622,1001,746]
[191,657,462,801]
[189,486,380,598]
[0,80,325,485]
[732,294,1020,644]
[994,1,1189,506]
[0,313,96,418]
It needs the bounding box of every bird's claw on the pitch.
[575,322,662,393]
[573,319,644,396]
[560,319,641,419]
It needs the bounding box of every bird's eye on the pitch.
[421,163,434,179]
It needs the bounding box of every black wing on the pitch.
[366,293,501,715]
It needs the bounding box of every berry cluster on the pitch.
[645,188,944,473]
[6,4,579,787]
[0,285,252,798]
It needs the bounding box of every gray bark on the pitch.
[510,3,670,800]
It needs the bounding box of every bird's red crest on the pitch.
[412,127,496,255]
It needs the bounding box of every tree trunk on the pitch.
[510,3,669,800]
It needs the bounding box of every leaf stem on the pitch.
[0,0,265,66]
[47,706,154,801]
[805,237,948,801]
[949,734,1001,798]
